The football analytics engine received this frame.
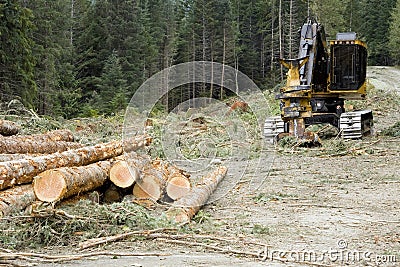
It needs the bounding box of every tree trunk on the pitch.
[110,153,151,188]
[0,154,37,162]
[0,135,150,190]
[33,161,110,202]
[166,166,227,223]
[131,159,171,202]
[278,0,284,79]
[132,159,192,204]
[165,165,191,201]
[0,128,79,154]
[0,184,36,217]
[0,120,19,136]
[0,139,82,154]
[13,129,74,142]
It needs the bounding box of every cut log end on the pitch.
[33,170,67,202]
[166,166,227,223]
[166,176,191,201]
[0,120,19,136]
[133,178,162,201]
[110,161,138,188]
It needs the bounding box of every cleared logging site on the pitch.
[0,67,399,266]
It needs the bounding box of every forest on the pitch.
[1,0,400,118]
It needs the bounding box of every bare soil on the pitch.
[35,67,400,267]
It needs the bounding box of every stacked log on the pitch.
[165,165,191,201]
[0,120,19,136]
[166,166,227,223]
[0,134,150,190]
[0,124,225,222]
[0,184,36,216]
[33,161,111,202]
[110,153,151,188]
[133,167,166,202]
[0,140,82,154]
[131,160,191,203]
[0,129,80,154]
[6,129,75,142]
[0,154,38,162]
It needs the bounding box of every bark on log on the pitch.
[0,120,19,136]
[0,184,36,217]
[33,161,110,202]
[166,166,227,223]
[10,129,75,142]
[109,154,151,188]
[165,166,191,201]
[0,154,37,162]
[0,135,150,190]
[0,139,82,154]
[0,129,78,154]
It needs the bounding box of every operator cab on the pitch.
[329,32,367,92]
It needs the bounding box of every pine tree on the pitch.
[95,51,128,114]
[358,0,397,65]
[0,0,36,107]
[388,0,400,64]
[310,0,350,38]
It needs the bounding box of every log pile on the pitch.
[0,129,150,216]
[0,126,227,224]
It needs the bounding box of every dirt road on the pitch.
[368,66,400,94]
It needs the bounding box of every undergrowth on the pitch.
[0,200,175,250]
[347,82,400,113]
[277,137,377,157]
[381,121,400,137]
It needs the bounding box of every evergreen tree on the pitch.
[23,0,76,116]
[358,0,397,65]
[388,0,400,64]
[0,0,36,107]
[95,51,128,114]
[311,0,350,38]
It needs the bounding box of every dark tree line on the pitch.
[1,0,399,118]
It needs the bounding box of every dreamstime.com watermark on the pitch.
[257,240,398,265]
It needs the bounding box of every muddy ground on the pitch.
[29,67,400,267]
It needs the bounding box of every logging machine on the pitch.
[264,18,373,142]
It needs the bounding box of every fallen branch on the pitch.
[78,227,177,250]
[161,238,259,257]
